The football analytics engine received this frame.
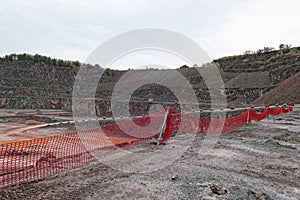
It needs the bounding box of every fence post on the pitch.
[247,109,251,124]
[157,107,170,145]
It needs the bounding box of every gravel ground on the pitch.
[0,106,299,200]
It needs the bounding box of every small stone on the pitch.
[196,183,207,187]
[210,184,228,195]
[140,182,146,186]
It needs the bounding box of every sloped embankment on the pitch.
[252,71,300,106]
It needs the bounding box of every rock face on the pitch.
[252,71,300,106]
[0,59,113,112]
[224,71,274,104]
[0,48,300,115]
[0,59,78,110]
[215,47,300,105]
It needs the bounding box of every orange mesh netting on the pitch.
[0,110,166,188]
[0,106,293,188]
[169,106,293,135]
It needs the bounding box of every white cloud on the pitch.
[207,0,300,57]
[109,50,188,70]
[0,0,299,68]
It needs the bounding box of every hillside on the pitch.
[215,47,300,105]
[0,47,300,115]
[252,71,300,106]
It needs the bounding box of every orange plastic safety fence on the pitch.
[0,106,293,188]
[169,106,293,135]
[0,110,166,188]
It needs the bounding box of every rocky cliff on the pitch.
[1,47,299,115]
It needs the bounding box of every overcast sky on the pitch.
[0,0,299,69]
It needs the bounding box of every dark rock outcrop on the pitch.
[1,48,299,115]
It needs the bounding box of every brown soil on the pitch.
[252,72,300,106]
[10,123,24,127]
[25,120,44,125]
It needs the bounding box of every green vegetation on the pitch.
[243,50,254,55]
[279,44,291,51]
[179,64,189,69]
[104,68,114,77]
[277,44,292,57]
[2,53,81,67]
[244,47,275,55]
[256,47,275,55]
